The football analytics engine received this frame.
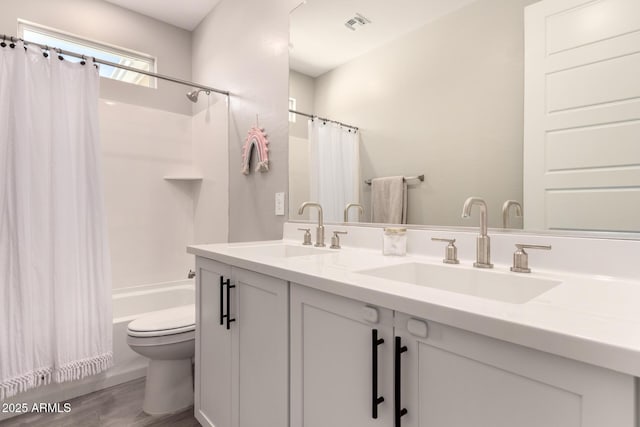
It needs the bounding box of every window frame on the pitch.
[17,19,158,89]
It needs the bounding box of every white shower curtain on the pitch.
[0,42,112,399]
[308,120,360,223]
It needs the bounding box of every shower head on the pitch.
[186,89,210,103]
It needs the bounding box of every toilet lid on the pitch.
[127,304,195,337]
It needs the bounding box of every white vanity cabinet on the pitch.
[195,257,289,427]
[395,312,636,427]
[192,244,639,427]
[290,284,395,427]
[289,283,636,427]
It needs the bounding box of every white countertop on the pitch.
[188,234,640,377]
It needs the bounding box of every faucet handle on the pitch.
[511,244,552,273]
[431,238,460,264]
[330,231,348,249]
[298,228,312,245]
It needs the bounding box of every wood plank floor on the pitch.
[0,378,201,427]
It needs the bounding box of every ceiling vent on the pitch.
[345,13,371,31]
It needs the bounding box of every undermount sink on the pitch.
[357,263,561,304]
[227,244,332,258]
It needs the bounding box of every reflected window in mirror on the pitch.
[289,97,297,123]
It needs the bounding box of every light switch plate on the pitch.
[275,192,285,216]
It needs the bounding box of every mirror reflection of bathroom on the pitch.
[289,0,534,228]
[289,0,640,235]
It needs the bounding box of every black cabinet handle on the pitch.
[219,276,225,326]
[372,329,385,419]
[394,336,408,426]
[225,280,236,330]
[220,276,234,330]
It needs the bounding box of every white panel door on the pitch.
[290,284,394,427]
[395,312,635,427]
[195,257,233,427]
[524,0,640,232]
[230,268,288,427]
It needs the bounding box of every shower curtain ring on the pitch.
[1,35,6,48]
[80,55,86,65]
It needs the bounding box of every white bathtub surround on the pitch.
[0,42,112,400]
[101,95,229,290]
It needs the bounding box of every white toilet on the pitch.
[127,304,196,415]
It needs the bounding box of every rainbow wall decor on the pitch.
[241,125,269,175]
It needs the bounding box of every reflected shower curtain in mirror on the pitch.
[308,120,360,223]
[0,42,112,399]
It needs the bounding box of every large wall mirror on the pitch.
[288,0,640,236]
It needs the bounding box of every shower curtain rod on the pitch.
[289,109,358,131]
[1,35,229,96]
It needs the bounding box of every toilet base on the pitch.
[142,358,194,415]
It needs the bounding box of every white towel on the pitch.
[371,176,408,224]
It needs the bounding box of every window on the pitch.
[18,20,157,88]
[289,98,297,123]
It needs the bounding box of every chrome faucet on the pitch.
[298,202,325,247]
[461,197,493,268]
[344,203,364,222]
[502,200,522,229]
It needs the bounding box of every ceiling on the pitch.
[104,0,221,31]
[103,0,479,73]
[290,0,480,77]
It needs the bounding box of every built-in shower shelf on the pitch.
[163,176,203,181]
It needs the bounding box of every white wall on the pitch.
[2,0,229,289]
[193,0,299,242]
[192,95,230,245]
[311,0,532,228]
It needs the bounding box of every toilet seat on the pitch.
[127,304,195,338]
[127,330,195,347]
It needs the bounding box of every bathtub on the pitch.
[0,280,195,421]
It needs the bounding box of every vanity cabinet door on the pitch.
[195,257,233,427]
[230,268,289,427]
[394,312,636,427]
[290,284,394,427]
[196,260,289,427]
